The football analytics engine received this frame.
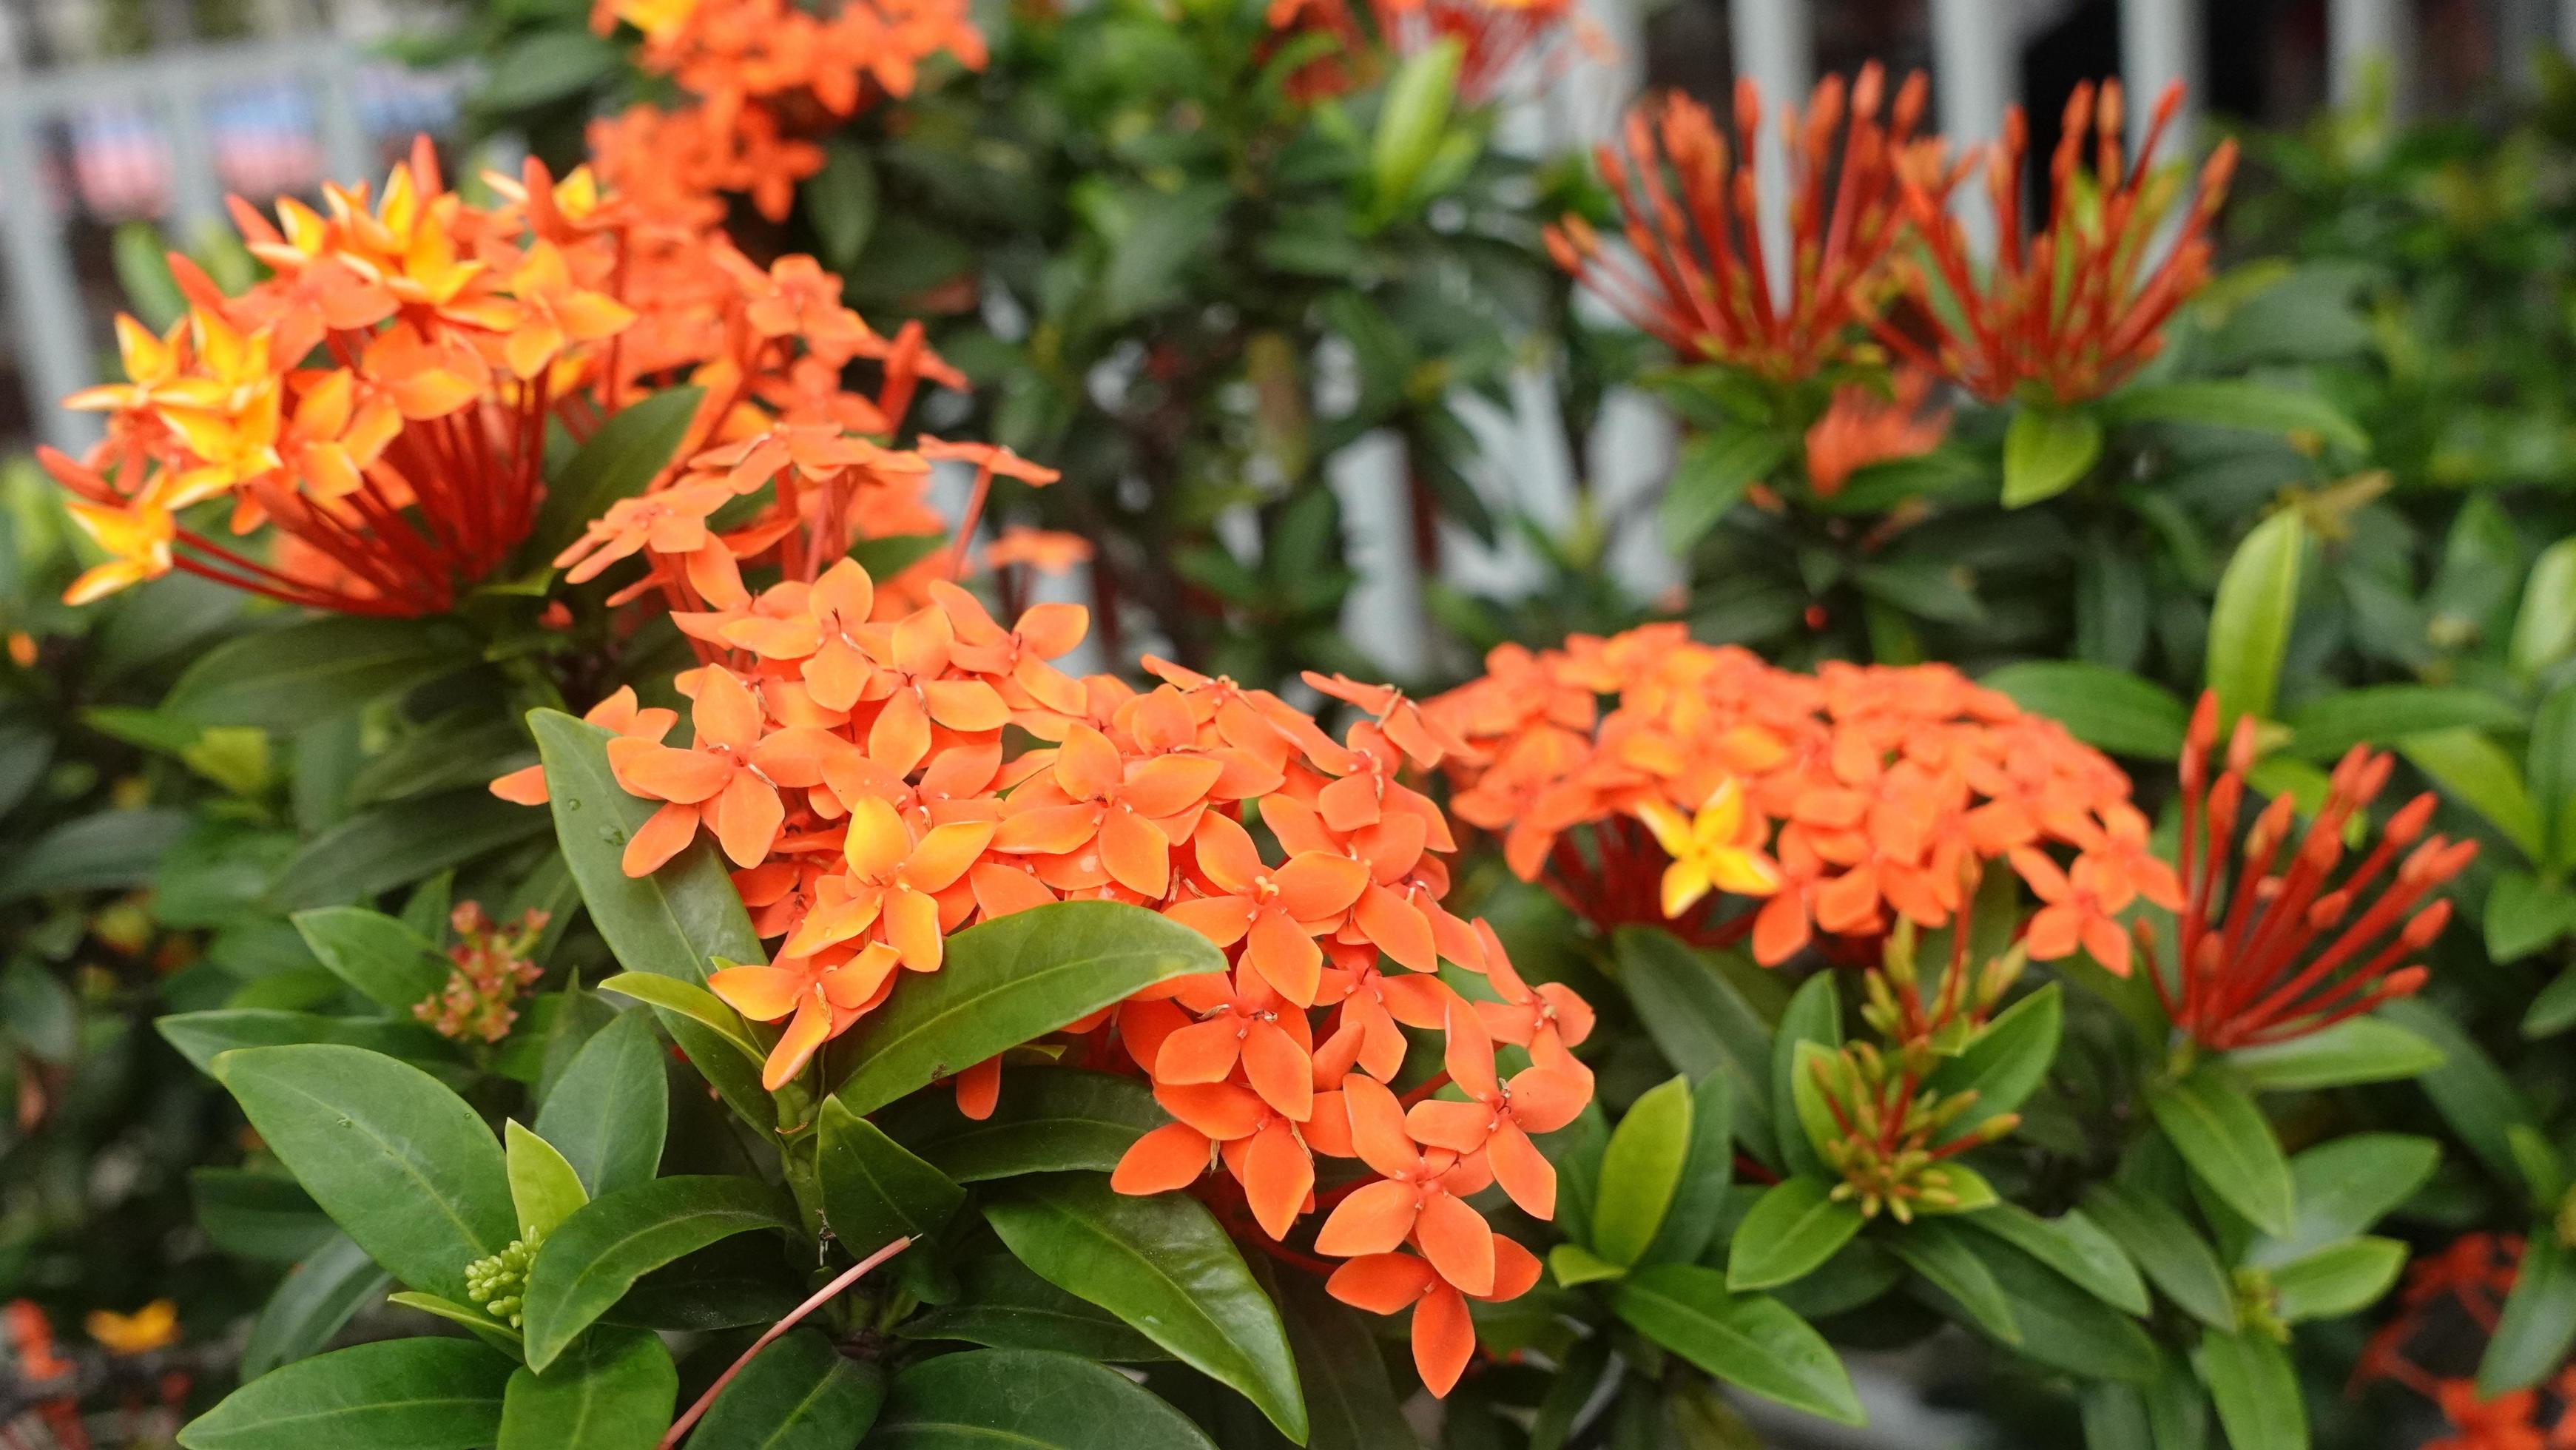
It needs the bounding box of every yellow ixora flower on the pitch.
[86,1299,179,1356]
[1633,778,1781,919]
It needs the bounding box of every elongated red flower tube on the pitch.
[2147,692,2476,1050]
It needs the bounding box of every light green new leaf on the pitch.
[1725,1177,1863,1292]
[982,1173,1304,1443]
[2510,537,2576,678]
[2205,508,2307,729]
[2272,1238,2407,1323]
[1594,1074,1694,1266]
[505,1122,589,1239]
[1772,974,1841,1178]
[178,1338,511,1450]
[2001,408,2104,507]
[2401,727,2547,862]
[211,1045,512,1302]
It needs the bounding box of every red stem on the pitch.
[658,1235,913,1449]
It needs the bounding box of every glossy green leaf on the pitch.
[1665,428,1794,547]
[2145,1070,2296,1237]
[689,1329,884,1450]
[1925,984,2062,1137]
[2196,1329,2307,1450]
[2489,871,2576,964]
[533,712,771,1124]
[2105,380,2366,452]
[2510,536,2576,678]
[1949,1230,2159,1383]
[1959,1204,2149,1316]
[527,388,704,564]
[877,1067,1163,1182]
[519,1176,794,1372]
[1612,1265,1863,1426]
[898,1253,1168,1361]
[2401,727,2547,862]
[2225,1015,2445,1091]
[165,617,471,732]
[240,1234,394,1380]
[533,1008,668,1201]
[1725,1177,1864,1292]
[1549,1243,1626,1287]
[983,1174,1302,1441]
[1367,39,1460,215]
[1611,928,1778,1161]
[2082,1183,2236,1330]
[212,1045,511,1301]
[178,1338,511,1450]
[496,1329,674,1450]
[293,908,448,1014]
[1272,1271,1413,1450]
[1771,974,1840,1177]
[1642,1072,1736,1266]
[1594,1074,1694,1266]
[830,902,1222,1118]
[2481,1231,2576,1396]
[160,1010,457,1076]
[2205,509,2307,729]
[596,973,763,1065]
[2001,407,2104,506]
[817,1097,965,1257]
[2271,1237,2406,1322]
[192,1167,333,1264]
[871,1349,1218,1449]
[1888,1218,2020,1344]
[1980,663,2188,759]
[506,1122,590,1238]
[387,1292,522,1354]
[2381,999,2540,1187]
[2285,685,2523,761]
[271,790,553,911]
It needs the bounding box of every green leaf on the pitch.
[2196,1329,2307,1450]
[1272,1270,1413,1450]
[1771,974,1840,1178]
[871,1349,1218,1449]
[829,901,1224,1118]
[240,1234,393,1380]
[2510,536,2576,678]
[271,791,553,911]
[1947,1231,2159,1383]
[2533,684,2576,871]
[533,1008,668,1201]
[2381,999,2541,1187]
[1611,1265,1863,1426]
[689,1330,885,1450]
[165,618,471,732]
[294,908,448,1014]
[2246,1133,2441,1269]
[2205,509,2307,729]
[1724,1177,1864,1292]
[877,1067,1163,1182]
[160,1009,457,1076]
[2271,1237,2406,1322]
[178,1338,511,1450]
[2481,1230,2576,1395]
[2401,727,2547,861]
[1642,1073,1736,1266]
[982,1174,1303,1442]
[386,1292,522,1354]
[817,1097,965,1257]
[2081,1183,2237,1330]
[2489,871,2576,963]
[2526,965,2576,1039]
[211,1045,512,1301]
[1664,429,1794,548]
[808,140,881,273]
[1980,664,2188,759]
[1887,1218,2020,1344]
[596,974,763,1065]
[473,30,621,110]
[899,1253,1169,1361]
[2104,380,2366,452]
[189,1167,331,1264]
[2225,1014,2446,1091]
[1959,1204,2150,1315]
[1925,984,2062,1136]
[2285,686,2524,761]
[1548,1244,1626,1287]
[506,1122,590,1238]
[112,220,185,328]
[519,1176,793,1372]
[533,712,771,1124]
[2001,407,2103,506]
[496,1329,674,1450]
[846,533,949,581]
[527,389,704,566]
[1594,1074,1694,1266]
[2145,1070,2296,1237]
[0,806,188,900]
[1368,39,1460,215]
[1611,928,1778,1161]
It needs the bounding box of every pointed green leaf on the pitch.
[519,1176,794,1372]
[2082,1183,2236,1330]
[2481,1230,2576,1396]
[1665,428,1794,547]
[2248,1133,2442,1269]
[1926,984,2061,1136]
[293,908,448,1014]
[1949,1230,2159,1383]
[506,1122,589,1238]
[1980,664,2188,760]
[1611,928,1778,1161]
[178,1338,511,1450]
[1612,1265,1863,1426]
[2196,1329,2307,1450]
[871,1349,1218,1449]
[166,617,473,732]
[497,1328,674,1450]
[1772,974,1840,1177]
[689,1329,884,1450]
[876,1067,1164,1182]
[817,1097,965,1257]
[1959,1204,2149,1316]
[2001,407,2103,506]
[2226,1015,2444,1091]
[2401,727,2548,862]
[1550,1244,1627,1287]
[1887,1218,2020,1344]
[240,1234,394,1380]
[898,1253,1169,1361]
[1725,1177,1864,1292]
[527,388,704,565]
[1594,1074,1694,1266]
[2205,509,2307,729]
[533,1008,667,1201]
[2145,1069,2295,1237]
[2272,1237,2407,1322]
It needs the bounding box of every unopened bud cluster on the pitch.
[414,903,550,1044]
[464,1225,545,1327]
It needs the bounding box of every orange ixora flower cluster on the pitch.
[43,136,953,616]
[524,559,1595,1394]
[1802,367,1948,497]
[590,0,983,221]
[1424,626,2145,967]
[1873,78,2239,405]
[1547,67,1958,382]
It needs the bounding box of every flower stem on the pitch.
[658,1235,914,1449]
